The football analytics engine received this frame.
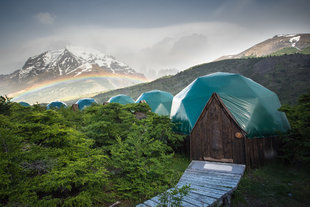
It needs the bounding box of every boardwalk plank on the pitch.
[143,199,159,206]
[136,204,148,207]
[177,182,227,198]
[180,173,240,186]
[178,177,233,191]
[136,161,245,207]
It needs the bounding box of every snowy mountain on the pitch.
[0,47,146,103]
[10,46,140,81]
[216,33,310,61]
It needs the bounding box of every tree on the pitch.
[279,91,310,164]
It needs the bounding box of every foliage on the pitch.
[0,101,110,206]
[82,103,140,148]
[0,95,11,115]
[82,103,184,151]
[279,91,310,164]
[139,114,185,152]
[157,185,191,207]
[81,103,185,204]
[110,128,173,203]
[0,98,185,206]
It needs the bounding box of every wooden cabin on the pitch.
[72,103,79,111]
[190,93,278,168]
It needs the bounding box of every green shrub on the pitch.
[82,103,184,151]
[0,95,11,115]
[110,124,174,203]
[279,91,310,164]
[157,185,191,207]
[0,105,110,206]
[0,99,185,206]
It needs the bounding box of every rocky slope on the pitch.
[216,33,310,61]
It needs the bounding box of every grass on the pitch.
[269,47,300,56]
[169,153,191,185]
[269,46,310,56]
[232,160,310,207]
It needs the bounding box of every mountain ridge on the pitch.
[87,54,310,106]
[9,46,142,81]
[216,33,310,61]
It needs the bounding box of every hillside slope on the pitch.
[89,54,310,105]
[216,33,310,61]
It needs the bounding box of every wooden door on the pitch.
[191,94,246,164]
[203,99,233,163]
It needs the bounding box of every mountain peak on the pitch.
[15,46,138,80]
[0,46,145,97]
[65,46,106,58]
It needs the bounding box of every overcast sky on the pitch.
[0,0,310,78]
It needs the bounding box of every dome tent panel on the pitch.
[75,98,97,110]
[108,94,135,105]
[171,72,290,137]
[136,90,173,116]
[154,103,170,115]
[18,102,31,107]
[46,101,67,110]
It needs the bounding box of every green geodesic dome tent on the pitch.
[108,94,135,105]
[136,90,173,116]
[47,101,67,110]
[170,72,290,137]
[18,101,30,107]
[75,98,96,110]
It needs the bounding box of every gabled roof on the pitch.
[191,93,246,136]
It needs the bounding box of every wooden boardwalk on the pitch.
[137,160,245,207]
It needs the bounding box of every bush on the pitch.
[0,100,185,206]
[110,124,173,203]
[279,91,310,164]
[82,103,185,151]
[0,103,110,206]
[0,96,11,115]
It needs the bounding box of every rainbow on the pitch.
[9,73,148,100]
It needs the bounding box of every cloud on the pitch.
[1,21,306,79]
[140,33,208,68]
[34,12,55,24]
